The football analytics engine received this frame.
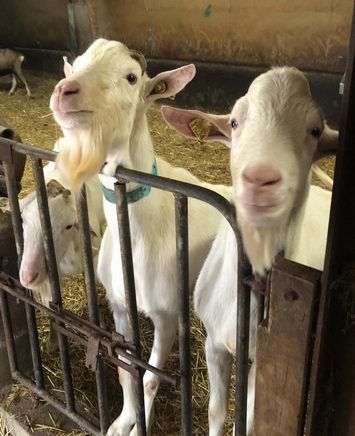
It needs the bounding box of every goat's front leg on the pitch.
[107,304,137,436]
[130,312,177,436]
[206,335,232,436]
[9,73,17,95]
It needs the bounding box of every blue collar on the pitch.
[101,159,157,204]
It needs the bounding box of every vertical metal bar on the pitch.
[76,185,109,433]
[174,194,192,436]
[31,157,76,412]
[114,182,146,436]
[234,229,251,436]
[0,290,19,372]
[3,160,45,389]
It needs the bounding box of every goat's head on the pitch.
[19,180,79,289]
[162,67,338,273]
[50,38,196,189]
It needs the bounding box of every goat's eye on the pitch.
[231,119,238,129]
[311,127,322,138]
[65,224,73,230]
[126,73,137,85]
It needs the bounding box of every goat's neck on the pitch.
[104,111,154,178]
[129,111,155,174]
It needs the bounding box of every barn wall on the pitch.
[91,0,352,73]
[0,0,71,50]
[0,0,351,72]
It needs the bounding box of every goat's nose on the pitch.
[58,80,80,98]
[20,269,39,287]
[242,165,282,189]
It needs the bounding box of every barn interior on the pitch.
[0,2,354,436]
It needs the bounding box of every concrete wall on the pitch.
[0,0,71,50]
[91,0,353,72]
[0,0,352,72]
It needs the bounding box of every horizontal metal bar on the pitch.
[0,272,177,386]
[0,138,57,162]
[0,138,237,229]
[12,371,101,435]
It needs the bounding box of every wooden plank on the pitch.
[254,257,321,436]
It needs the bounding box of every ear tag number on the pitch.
[189,118,212,141]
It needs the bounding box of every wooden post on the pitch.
[254,257,321,436]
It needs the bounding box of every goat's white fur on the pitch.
[51,39,232,435]
[162,67,337,435]
[20,156,105,319]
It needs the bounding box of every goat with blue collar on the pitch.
[51,39,232,436]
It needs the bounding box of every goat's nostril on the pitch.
[64,88,79,96]
[59,81,80,98]
[262,178,281,187]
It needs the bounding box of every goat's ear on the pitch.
[161,106,231,146]
[47,179,71,198]
[144,64,196,102]
[63,56,73,78]
[314,123,339,161]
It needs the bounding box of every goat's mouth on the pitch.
[52,109,93,128]
[237,199,285,224]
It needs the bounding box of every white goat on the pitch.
[0,48,31,96]
[19,162,105,349]
[49,39,231,435]
[162,66,338,435]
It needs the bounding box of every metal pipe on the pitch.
[0,271,177,385]
[31,157,76,412]
[0,290,18,372]
[175,194,192,436]
[3,159,45,389]
[114,182,147,436]
[76,185,109,433]
[12,371,101,435]
[234,223,251,436]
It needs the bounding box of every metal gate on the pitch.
[0,137,252,435]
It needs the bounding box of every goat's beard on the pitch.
[56,121,108,190]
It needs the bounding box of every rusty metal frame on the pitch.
[0,137,252,436]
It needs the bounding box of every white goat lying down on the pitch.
[49,38,231,435]
[162,66,338,435]
[19,162,105,349]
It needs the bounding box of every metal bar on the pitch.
[31,157,76,412]
[0,139,236,229]
[76,185,109,433]
[234,222,251,436]
[175,194,192,436]
[12,371,101,435]
[0,272,177,385]
[0,290,19,372]
[3,159,45,389]
[114,182,147,436]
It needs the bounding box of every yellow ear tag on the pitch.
[189,118,212,141]
[153,81,167,95]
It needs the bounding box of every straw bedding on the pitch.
[0,71,334,435]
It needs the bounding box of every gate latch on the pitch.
[85,335,101,372]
